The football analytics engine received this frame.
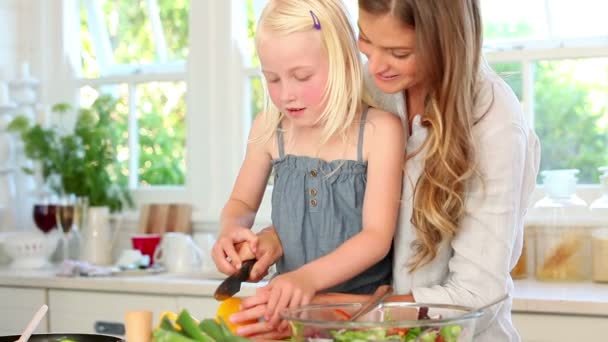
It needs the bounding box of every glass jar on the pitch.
[534,169,591,282]
[590,166,608,283]
[511,225,535,279]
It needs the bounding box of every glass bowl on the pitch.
[281,302,483,342]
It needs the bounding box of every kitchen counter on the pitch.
[1,266,608,317]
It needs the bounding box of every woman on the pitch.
[228,0,540,340]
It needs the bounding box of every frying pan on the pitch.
[0,334,124,342]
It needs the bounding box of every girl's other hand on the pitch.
[211,226,258,275]
[264,270,316,326]
[231,287,291,338]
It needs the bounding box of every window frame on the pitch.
[37,0,607,225]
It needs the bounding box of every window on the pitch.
[482,0,608,184]
[78,0,189,190]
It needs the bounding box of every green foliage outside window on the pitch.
[79,0,189,186]
[487,23,608,183]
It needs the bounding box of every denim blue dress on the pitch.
[271,107,392,294]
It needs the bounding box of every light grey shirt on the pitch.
[365,70,541,342]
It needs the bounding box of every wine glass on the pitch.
[32,193,58,234]
[55,194,76,262]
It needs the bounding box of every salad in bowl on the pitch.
[281,302,483,342]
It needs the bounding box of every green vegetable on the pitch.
[152,310,251,342]
[160,316,180,332]
[198,319,224,340]
[176,310,213,342]
[440,324,462,342]
[153,329,197,342]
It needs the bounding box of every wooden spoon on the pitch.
[15,304,48,342]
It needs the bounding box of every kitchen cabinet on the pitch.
[0,286,48,335]
[48,289,178,335]
[513,312,608,341]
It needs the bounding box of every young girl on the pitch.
[211,0,404,327]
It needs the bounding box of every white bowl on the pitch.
[2,231,59,269]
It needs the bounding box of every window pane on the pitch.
[79,83,186,187]
[534,58,608,183]
[80,0,189,77]
[78,84,130,186]
[137,82,186,186]
[482,0,608,44]
[242,0,265,67]
[250,76,264,120]
[492,63,523,100]
[157,0,190,61]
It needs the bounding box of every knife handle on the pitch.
[235,259,256,281]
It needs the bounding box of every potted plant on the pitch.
[8,95,133,212]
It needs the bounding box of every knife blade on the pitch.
[214,259,256,301]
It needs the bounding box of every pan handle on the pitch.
[95,321,125,335]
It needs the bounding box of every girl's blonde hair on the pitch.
[255,0,372,145]
[359,0,483,271]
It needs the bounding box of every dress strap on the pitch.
[357,106,369,162]
[277,122,285,159]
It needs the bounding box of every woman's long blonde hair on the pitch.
[255,0,373,145]
[359,0,483,271]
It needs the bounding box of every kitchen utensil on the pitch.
[0,334,123,342]
[214,259,256,300]
[138,203,192,235]
[282,302,483,342]
[131,234,161,265]
[348,284,392,321]
[3,231,59,269]
[80,207,113,265]
[153,232,202,273]
[16,304,48,342]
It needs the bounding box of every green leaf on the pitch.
[52,102,72,113]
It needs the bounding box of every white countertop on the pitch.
[1,266,607,316]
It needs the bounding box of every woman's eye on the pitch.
[357,35,369,43]
[392,51,411,59]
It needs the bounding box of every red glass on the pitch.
[132,234,161,265]
[33,204,57,233]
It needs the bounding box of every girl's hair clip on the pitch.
[310,10,321,30]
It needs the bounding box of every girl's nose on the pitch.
[280,83,296,103]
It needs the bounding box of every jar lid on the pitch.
[541,169,579,198]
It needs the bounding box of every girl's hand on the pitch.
[212,226,258,275]
[249,226,284,282]
[264,270,317,326]
[230,288,291,339]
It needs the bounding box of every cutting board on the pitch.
[138,203,192,235]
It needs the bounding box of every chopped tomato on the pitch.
[334,309,352,320]
[436,336,445,342]
[387,327,410,336]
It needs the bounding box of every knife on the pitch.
[214,259,256,301]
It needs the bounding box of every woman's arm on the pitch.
[212,115,274,275]
[410,81,540,331]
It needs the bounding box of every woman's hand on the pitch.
[263,269,317,326]
[249,226,283,281]
[211,226,258,275]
